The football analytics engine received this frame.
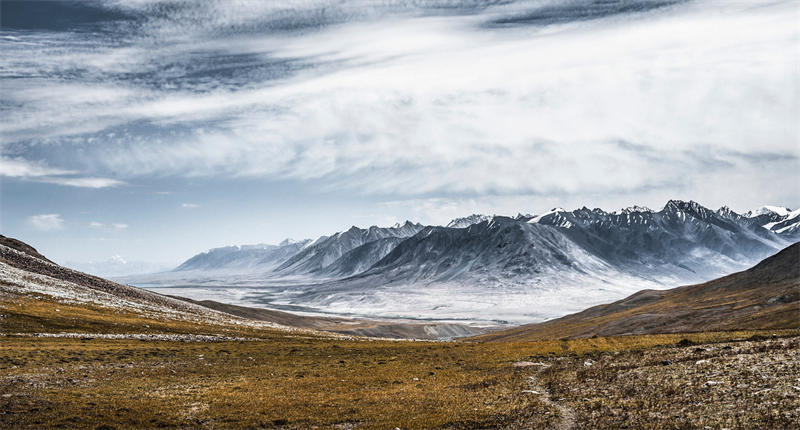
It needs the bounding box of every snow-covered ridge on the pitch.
[745,205,793,217]
[446,214,491,228]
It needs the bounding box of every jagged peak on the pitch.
[662,199,710,214]
[614,205,653,215]
[528,207,566,224]
[446,214,490,228]
[745,205,793,218]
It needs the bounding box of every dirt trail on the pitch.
[517,362,576,430]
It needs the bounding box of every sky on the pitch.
[1,0,798,268]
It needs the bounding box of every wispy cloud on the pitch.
[88,221,129,230]
[0,156,75,177]
[29,214,64,231]
[36,176,125,188]
[0,157,124,188]
[181,203,200,209]
[1,0,797,205]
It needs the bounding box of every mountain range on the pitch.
[125,201,799,323]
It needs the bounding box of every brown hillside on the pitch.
[0,234,53,263]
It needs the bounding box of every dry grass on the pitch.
[2,293,799,429]
[0,336,559,429]
[536,336,800,429]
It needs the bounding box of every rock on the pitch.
[695,359,710,365]
[661,360,673,366]
[513,361,550,368]
[583,359,595,367]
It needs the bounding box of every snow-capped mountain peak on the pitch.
[446,214,491,228]
[614,205,653,215]
[745,205,793,218]
[528,208,567,224]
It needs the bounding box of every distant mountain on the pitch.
[315,236,406,277]
[526,200,788,283]
[475,242,800,341]
[446,214,491,228]
[174,239,311,273]
[129,200,796,323]
[360,217,614,284]
[767,210,800,236]
[275,221,423,275]
[744,205,792,218]
[66,256,173,278]
[743,206,800,238]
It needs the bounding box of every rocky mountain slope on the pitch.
[275,221,423,275]
[522,200,790,284]
[475,242,800,341]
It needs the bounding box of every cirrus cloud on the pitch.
[0,0,797,208]
[29,214,64,231]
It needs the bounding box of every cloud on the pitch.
[88,221,129,230]
[0,156,75,177]
[36,176,125,188]
[0,0,797,207]
[29,214,64,231]
[181,203,200,208]
[0,157,124,188]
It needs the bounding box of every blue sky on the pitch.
[1,0,798,267]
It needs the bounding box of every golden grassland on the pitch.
[2,294,799,429]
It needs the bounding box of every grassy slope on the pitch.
[3,291,798,429]
[475,242,800,342]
